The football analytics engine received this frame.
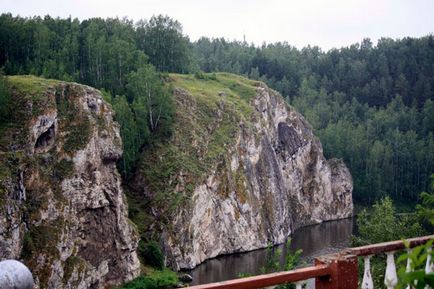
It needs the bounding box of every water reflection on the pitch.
[188,218,354,285]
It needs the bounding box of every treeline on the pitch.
[0,14,192,92]
[1,13,433,202]
[193,37,434,107]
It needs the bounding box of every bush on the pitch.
[396,178,434,288]
[355,196,425,245]
[115,269,178,289]
[353,196,427,288]
[194,71,206,79]
[240,239,302,289]
[194,71,216,80]
[139,240,165,270]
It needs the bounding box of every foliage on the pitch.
[126,65,174,137]
[240,239,303,289]
[282,241,303,272]
[396,239,434,289]
[292,87,434,203]
[416,174,434,226]
[104,64,175,178]
[0,13,192,93]
[396,177,434,288]
[353,197,426,288]
[136,15,192,73]
[138,240,165,270]
[103,65,176,178]
[355,196,425,245]
[194,71,217,80]
[261,242,282,274]
[115,269,178,289]
[109,93,140,177]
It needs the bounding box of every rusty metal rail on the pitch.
[184,235,434,289]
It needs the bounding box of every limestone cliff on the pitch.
[132,73,353,270]
[0,76,140,288]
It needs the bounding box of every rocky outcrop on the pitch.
[136,74,353,270]
[0,76,140,288]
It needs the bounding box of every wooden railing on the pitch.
[185,235,433,289]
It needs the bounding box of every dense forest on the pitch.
[0,13,433,203]
[193,38,434,203]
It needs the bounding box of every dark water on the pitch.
[187,218,354,286]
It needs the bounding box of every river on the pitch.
[187,218,354,286]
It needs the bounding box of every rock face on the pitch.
[135,74,353,270]
[0,76,140,288]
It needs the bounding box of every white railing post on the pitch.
[384,251,398,289]
[425,247,432,289]
[362,255,374,289]
[405,249,413,289]
[425,247,433,274]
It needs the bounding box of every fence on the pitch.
[185,235,433,289]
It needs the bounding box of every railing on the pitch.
[185,235,433,289]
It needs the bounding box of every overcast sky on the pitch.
[1,0,434,50]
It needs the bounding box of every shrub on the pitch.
[115,269,178,289]
[139,240,165,270]
[353,196,427,288]
[194,71,206,79]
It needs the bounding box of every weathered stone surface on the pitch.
[0,77,140,288]
[161,82,353,270]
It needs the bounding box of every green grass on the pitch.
[114,269,178,289]
[8,75,59,117]
[170,73,257,119]
[0,76,65,150]
[8,75,59,95]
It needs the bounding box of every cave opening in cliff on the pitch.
[35,123,56,152]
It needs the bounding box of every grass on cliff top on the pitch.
[135,73,261,227]
[0,75,61,149]
[7,75,60,117]
[170,72,258,119]
[8,75,60,96]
